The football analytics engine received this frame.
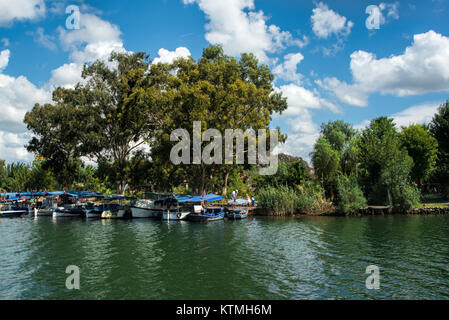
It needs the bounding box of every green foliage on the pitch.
[257,182,329,215]
[25,52,155,193]
[311,137,340,198]
[400,124,438,185]
[358,117,417,209]
[430,101,449,198]
[320,120,357,152]
[148,45,287,194]
[335,175,367,215]
[250,156,309,190]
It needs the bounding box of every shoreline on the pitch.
[251,206,449,217]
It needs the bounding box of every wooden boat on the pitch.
[188,208,226,222]
[227,208,248,219]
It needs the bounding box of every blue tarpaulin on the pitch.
[176,194,222,203]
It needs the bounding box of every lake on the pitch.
[1,215,448,299]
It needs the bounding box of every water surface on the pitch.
[1,215,448,299]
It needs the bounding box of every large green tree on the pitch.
[358,117,419,209]
[148,45,287,194]
[430,101,449,198]
[25,52,158,193]
[311,137,340,199]
[400,124,438,186]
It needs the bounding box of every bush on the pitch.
[256,182,331,215]
[335,176,367,215]
[391,183,421,211]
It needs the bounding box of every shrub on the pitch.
[335,176,367,215]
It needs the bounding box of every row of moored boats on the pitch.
[0,191,249,222]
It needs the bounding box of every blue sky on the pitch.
[1,0,448,163]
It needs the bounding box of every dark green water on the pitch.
[1,215,448,300]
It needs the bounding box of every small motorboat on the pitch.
[162,209,191,220]
[100,196,133,219]
[53,206,85,218]
[188,208,226,222]
[226,208,248,219]
[83,205,105,218]
[0,204,28,218]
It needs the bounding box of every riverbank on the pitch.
[252,205,449,216]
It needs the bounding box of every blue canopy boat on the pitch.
[187,207,226,222]
[179,194,226,222]
[227,208,248,220]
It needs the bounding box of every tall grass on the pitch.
[257,182,331,215]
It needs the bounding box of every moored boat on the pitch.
[226,208,248,219]
[100,196,133,219]
[0,205,28,218]
[130,193,170,218]
[53,207,85,218]
[188,207,226,222]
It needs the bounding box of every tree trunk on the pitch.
[222,170,229,196]
[200,164,207,195]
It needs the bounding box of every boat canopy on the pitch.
[176,194,222,203]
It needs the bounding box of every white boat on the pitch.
[35,198,59,216]
[130,193,171,218]
[0,204,28,218]
[130,200,157,218]
[162,209,191,220]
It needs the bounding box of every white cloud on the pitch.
[355,102,440,130]
[50,12,128,88]
[153,47,191,64]
[273,83,340,161]
[321,30,449,106]
[0,131,34,163]
[0,11,128,162]
[0,49,10,72]
[272,53,304,83]
[0,0,45,26]
[311,2,353,39]
[183,0,307,63]
[379,2,400,23]
[0,73,51,133]
[279,83,340,115]
[31,27,57,51]
[391,102,439,128]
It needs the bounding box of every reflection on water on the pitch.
[0,215,448,299]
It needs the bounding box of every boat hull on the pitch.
[84,209,103,219]
[53,209,85,218]
[162,211,190,220]
[101,208,131,219]
[227,213,248,219]
[130,207,159,218]
[227,209,248,220]
[0,210,27,218]
[35,208,54,216]
[188,212,225,222]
